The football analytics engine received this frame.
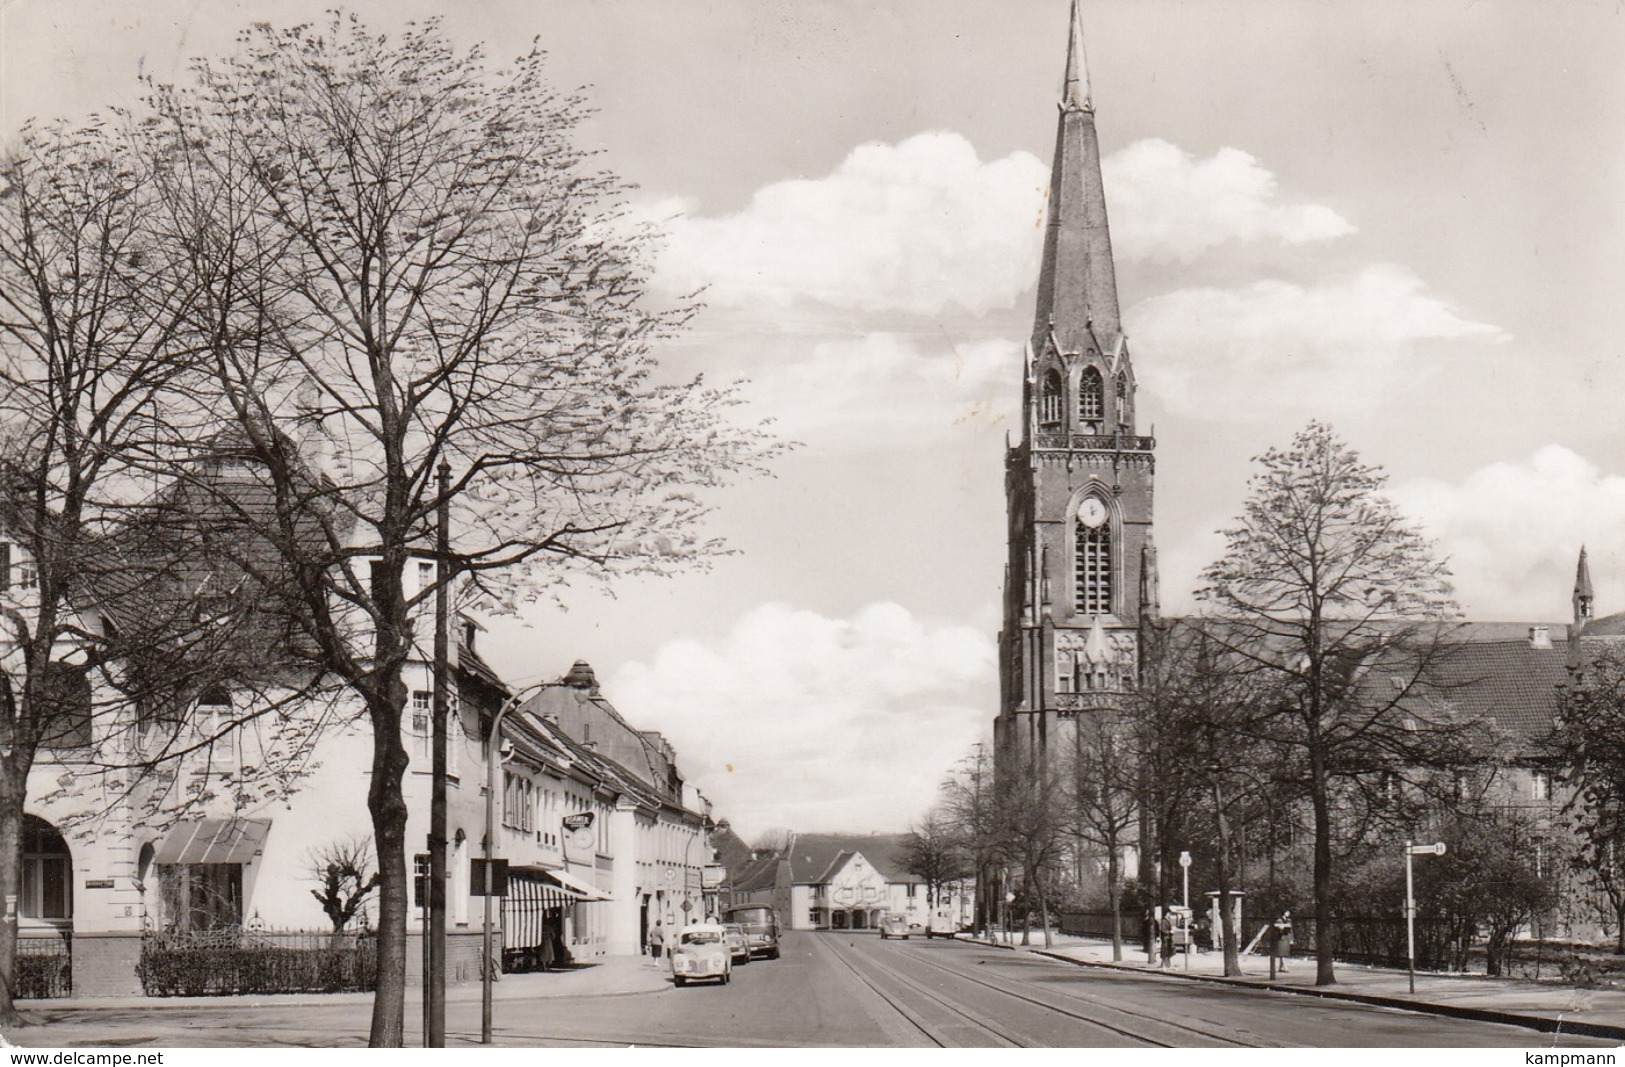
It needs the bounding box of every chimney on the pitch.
[1529,626,1552,650]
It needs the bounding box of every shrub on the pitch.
[138,931,377,996]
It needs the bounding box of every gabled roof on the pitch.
[730,853,780,894]
[780,832,919,885]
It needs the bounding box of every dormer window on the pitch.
[1040,369,1064,426]
[1078,367,1103,427]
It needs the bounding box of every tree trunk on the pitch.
[1310,743,1336,986]
[366,693,413,1048]
[1038,865,1053,950]
[1213,784,1240,977]
[0,784,24,1026]
[1106,843,1122,962]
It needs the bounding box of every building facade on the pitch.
[3,504,717,997]
[996,1,1158,776]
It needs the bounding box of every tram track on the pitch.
[812,932,1027,1047]
[832,934,1296,1048]
[890,939,1290,1048]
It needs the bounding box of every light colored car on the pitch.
[878,914,910,940]
[722,922,751,965]
[670,923,732,987]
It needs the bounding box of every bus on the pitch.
[722,904,781,960]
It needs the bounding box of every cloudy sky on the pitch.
[6,1,1622,841]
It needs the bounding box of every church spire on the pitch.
[1575,544,1595,631]
[1032,0,1121,355]
[1063,0,1092,111]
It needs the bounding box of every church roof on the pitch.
[1395,638,1570,750]
[1581,611,1625,637]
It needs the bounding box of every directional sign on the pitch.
[1408,842,1447,856]
[1179,851,1192,868]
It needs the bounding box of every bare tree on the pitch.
[1555,644,1625,952]
[940,743,1001,938]
[141,16,778,1044]
[1197,422,1462,985]
[309,834,382,939]
[997,753,1068,948]
[899,808,970,909]
[1066,712,1137,960]
[0,117,269,1023]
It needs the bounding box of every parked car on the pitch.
[670,923,732,987]
[878,914,911,940]
[723,904,781,960]
[722,922,751,965]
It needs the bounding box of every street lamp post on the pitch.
[1405,840,1447,994]
[482,682,547,1045]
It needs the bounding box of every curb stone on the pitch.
[983,940,1625,1042]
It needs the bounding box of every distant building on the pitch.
[730,832,973,933]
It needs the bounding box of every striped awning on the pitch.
[153,818,271,865]
[503,868,584,951]
[543,867,612,902]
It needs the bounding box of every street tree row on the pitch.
[908,423,1613,985]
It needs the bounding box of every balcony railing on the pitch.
[1032,432,1155,453]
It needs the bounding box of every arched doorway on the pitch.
[20,815,72,927]
[831,909,848,930]
[851,908,868,930]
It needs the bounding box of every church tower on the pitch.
[1575,545,1595,633]
[996,1,1156,769]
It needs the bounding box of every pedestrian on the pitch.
[647,920,663,961]
[1271,910,1293,973]
[1159,910,1175,969]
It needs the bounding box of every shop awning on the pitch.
[153,818,271,865]
[542,867,612,902]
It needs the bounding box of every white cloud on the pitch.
[1102,139,1354,263]
[605,602,995,837]
[743,332,1019,444]
[1127,264,1508,419]
[652,133,1048,317]
[1389,446,1625,620]
[648,135,1354,317]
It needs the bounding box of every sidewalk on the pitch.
[974,932,1625,1040]
[13,952,673,1015]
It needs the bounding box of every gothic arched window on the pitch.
[1115,374,1128,427]
[1040,369,1064,426]
[1075,506,1112,616]
[1078,367,1104,425]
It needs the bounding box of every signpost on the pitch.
[1405,840,1447,994]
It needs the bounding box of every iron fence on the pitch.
[16,934,71,999]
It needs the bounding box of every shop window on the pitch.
[158,863,243,932]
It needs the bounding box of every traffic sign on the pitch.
[1408,842,1447,856]
[1179,851,1191,868]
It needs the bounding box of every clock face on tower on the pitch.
[1078,497,1108,529]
